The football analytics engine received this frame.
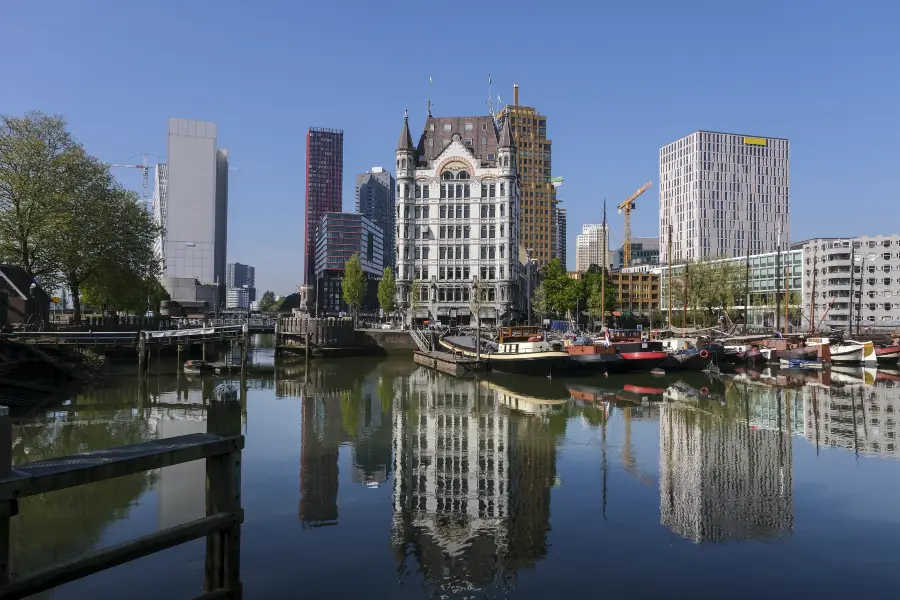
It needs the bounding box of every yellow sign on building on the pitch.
[743,136,767,146]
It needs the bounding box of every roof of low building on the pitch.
[0,264,46,299]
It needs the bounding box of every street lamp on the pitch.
[525,248,534,326]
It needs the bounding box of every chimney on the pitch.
[514,83,519,106]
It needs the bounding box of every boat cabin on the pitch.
[497,327,558,354]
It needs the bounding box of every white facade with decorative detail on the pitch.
[394,110,522,326]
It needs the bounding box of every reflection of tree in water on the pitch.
[10,415,158,581]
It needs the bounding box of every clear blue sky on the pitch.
[3,0,897,294]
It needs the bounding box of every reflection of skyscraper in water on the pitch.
[299,392,343,527]
[351,377,393,485]
[802,378,900,458]
[659,401,793,543]
[391,369,556,590]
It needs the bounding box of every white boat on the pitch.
[806,337,865,364]
[846,340,877,364]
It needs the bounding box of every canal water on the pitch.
[9,338,900,599]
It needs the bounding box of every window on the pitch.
[423,206,429,218]
[500,224,504,237]
[465,122,474,131]
[440,185,446,199]
[463,267,469,279]
[423,185,429,199]
[500,245,505,258]
[500,183,505,195]
[414,207,421,219]
[440,226,446,239]
[415,185,421,199]
[481,246,487,259]
[489,225,496,238]
[481,205,488,219]
[455,205,462,218]
[414,247,420,259]
[481,225,487,238]
[487,153,495,160]
[489,267,496,280]
[464,138,473,146]
[464,245,470,258]
[440,246,446,259]
[500,266,505,279]
[456,225,462,238]
[489,184,496,198]
[464,204,470,218]
[464,226,470,239]
[885,303,893,311]
[440,205,446,219]
[443,123,451,132]
[429,123,435,131]
[481,184,487,197]
[455,267,461,280]
[489,246,496,259]
[422,266,428,279]
[464,184,470,197]
[885,253,892,261]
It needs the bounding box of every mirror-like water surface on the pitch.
[10,340,900,599]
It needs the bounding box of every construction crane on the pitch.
[107,153,239,213]
[617,180,653,268]
[106,153,159,211]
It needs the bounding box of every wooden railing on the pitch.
[0,391,245,599]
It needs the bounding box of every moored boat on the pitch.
[564,336,627,373]
[779,358,824,370]
[488,327,576,376]
[614,340,668,371]
[183,360,214,374]
[875,345,900,364]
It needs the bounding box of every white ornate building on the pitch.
[394,109,521,326]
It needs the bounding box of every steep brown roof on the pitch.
[397,110,414,151]
[498,116,513,148]
[414,116,500,167]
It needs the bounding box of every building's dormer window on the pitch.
[456,171,470,180]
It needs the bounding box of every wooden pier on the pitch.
[0,389,245,599]
[413,350,487,377]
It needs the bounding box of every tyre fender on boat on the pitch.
[699,349,710,359]
[700,387,709,395]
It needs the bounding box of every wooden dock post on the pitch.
[205,387,242,595]
[138,334,146,375]
[0,407,11,586]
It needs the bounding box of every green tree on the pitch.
[0,111,78,290]
[536,257,572,318]
[257,290,276,313]
[47,150,133,322]
[341,252,365,323]
[79,188,161,315]
[377,266,396,316]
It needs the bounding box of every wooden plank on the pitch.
[0,433,243,501]
[0,511,241,600]
[205,392,242,594]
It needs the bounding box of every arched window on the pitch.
[396,159,400,169]
[456,171,470,180]
[401,158,407,169]
[441,171,455,181]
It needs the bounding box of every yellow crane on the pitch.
[617,181,653,268]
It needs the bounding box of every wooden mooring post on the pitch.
[0,389,245,599]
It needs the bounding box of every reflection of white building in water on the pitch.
[392,368,510,554]
[391,368,557,588]
[659,402,793,543]
[802,376,899,458]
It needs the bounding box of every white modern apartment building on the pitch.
[659,131,790,264]
[575,223,609,273]
[159,118,229,289]
[800,235,900,331]
[394,109,521,326]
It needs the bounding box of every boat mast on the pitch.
[857,253,865,335]
[848,243,855,336]
[667,222,673,329]
[809,246,817,333]
[776,224,782,332]
[600,199,607,332]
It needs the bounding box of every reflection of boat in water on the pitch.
[829,365,877,386]
[483,379,569,418]
[875,345,900,364]
[876,369,900,383]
